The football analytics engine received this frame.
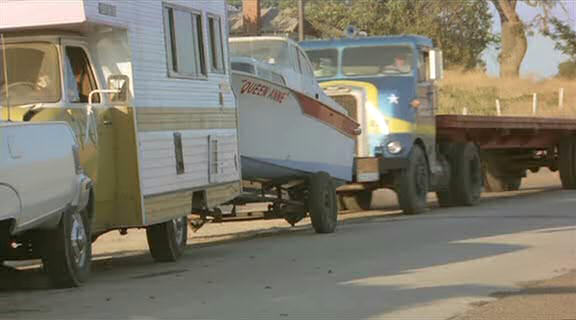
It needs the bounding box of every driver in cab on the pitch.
[383,54,411,73]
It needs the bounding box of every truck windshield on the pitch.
[230,39,291,68]
[342,46,413,76]
[305,49,338,78]
[0,42,61,107]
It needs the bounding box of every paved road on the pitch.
[1,171,575,320]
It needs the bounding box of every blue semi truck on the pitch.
[301,35,576,213]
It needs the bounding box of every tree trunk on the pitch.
[493,0,527,78]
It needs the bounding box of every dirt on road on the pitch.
[451,270,576,320]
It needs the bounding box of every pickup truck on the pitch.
[0,121,92,287]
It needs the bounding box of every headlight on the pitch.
[386,141,403,155]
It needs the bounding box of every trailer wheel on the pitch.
[42,207,92,288]
[558,140,576,189]
[309,172,338,233]
[146,216,188,262]
[338,191,373,211]
[396,145,429,214]
[438,143,482,206]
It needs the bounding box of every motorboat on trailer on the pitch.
[229,36,359,184]
[228,36,359,233]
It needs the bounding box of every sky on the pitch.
[484,0,576,78]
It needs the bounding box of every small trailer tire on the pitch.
[146,216,188,262]
[338,191,373,211]
[438,143,482,206]
[396,145,429,214]
[558,139,576,189]
[309,172,338,234]
[42,207,92,288]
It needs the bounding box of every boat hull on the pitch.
[232,72,356,183]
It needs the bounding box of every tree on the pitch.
[301,0,497,69]
[490,0,562,78]
[545,17,576,60]
[545,17,576,79]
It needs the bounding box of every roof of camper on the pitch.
[300,35,434,49]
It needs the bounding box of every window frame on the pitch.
[206,13,226,74]
[418,48,431,83]
[162,3,208,80]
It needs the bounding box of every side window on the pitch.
[419,50,430,82]
[290,45,301,73]
[298,50,314,77]
[64,46,100,103]
[207,15,225,73]
[163,5,207,78]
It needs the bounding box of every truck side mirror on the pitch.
[107,75,130,103]
[429,49,444,81]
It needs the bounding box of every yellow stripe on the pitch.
[321,80,415,134]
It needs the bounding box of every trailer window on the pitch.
[64,46,100,103]
[208,15,226,73]
[163,5,207,78]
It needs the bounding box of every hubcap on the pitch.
[70,212,87,267]
[172,217,185,243]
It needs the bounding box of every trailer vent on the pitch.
[173,132,185,175]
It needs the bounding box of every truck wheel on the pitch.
[42,207,92,288]
[338,191,372,211]
[146,216,188,262]
[396,145,429,214]
[558,140,576,189]
[309,172,338,233]
[438,143,482,206]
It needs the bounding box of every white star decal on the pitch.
[388,94,399,105]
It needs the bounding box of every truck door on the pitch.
[416,49,437,170]
[61,43,116,213]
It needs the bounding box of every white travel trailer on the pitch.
[0,0,241,284]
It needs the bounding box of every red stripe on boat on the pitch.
[295,92,360,138]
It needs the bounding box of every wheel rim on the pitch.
[172,217,186,243]
[70,211,88,267]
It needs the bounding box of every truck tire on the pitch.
[42,207,92,288]
[396,145,429,214]
[309,172,338,233]
[338,191,372,211]
[558,140,576,189]
[146,216,188,262]
[437,143,482,206]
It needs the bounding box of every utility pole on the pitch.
[298,0,305,41]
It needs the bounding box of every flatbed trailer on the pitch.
[437,115,576,191]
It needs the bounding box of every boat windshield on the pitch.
[0,42,61,107]
[230,39,291,68]
[342,46,413,76]
[305,49,338,78]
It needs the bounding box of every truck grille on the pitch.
[332,94,358,121]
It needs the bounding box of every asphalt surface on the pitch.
[1,170,575,320]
